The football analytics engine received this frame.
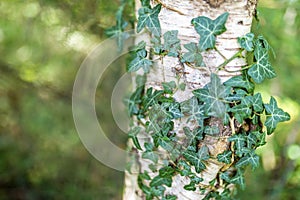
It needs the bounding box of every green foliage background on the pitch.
[0,0,299,199]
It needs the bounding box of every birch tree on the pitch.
[121,0,290,199]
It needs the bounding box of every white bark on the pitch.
[123,0,257,199]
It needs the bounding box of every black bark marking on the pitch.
[204,0,226,8]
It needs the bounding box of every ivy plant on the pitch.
[108,1,290,199]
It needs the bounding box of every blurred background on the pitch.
[0,0,299,199]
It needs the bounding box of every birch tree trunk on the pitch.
[124,0,257,199]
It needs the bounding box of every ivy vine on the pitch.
[108,0,290,199]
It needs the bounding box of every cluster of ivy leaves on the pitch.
[109,0,290,199]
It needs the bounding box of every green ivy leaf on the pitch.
[236,151,260,170]
[228,134,246,157]
[162,81,176,94]
[168,102,183,119]
[226,89,248,102]
[181,42,203,67]
[162,195,177,200]
[105,20,129,51]
[183,146,209,173]
[163,30,181,57]
[217,150,232,164]
[128,126,142,150]
[140,0,150,7]
[230,169,245,190]
[150,175,172,187]
[127,49,153,73]
[143,88,164,110]
[238,33,255,52]
[193,73,230,118]
[224,75,254,93]
[204,126,219,136]
[177,160,192,176]
[142,143,159,163]
[230,99,252,124]
[191,12,229,50]
[181,97,206,126]
[248,38,276,83]
[264,97,290,134]
[137,4,161,36]
[184,183,196,191]
[125,86,143,116]
[252,93,264,112]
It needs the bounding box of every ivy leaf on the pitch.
[167,102,183,119]
[163,30,181,57]
[127,49,153,73]
[125,86,143,116]
[143,88,164,111]
[231,169,246,190]
[191,12,229,50]
[264,97,290,134]
[193,73,230,118]
[230,98,252,124]
[217,150,232,164]
[140,0,150,7]
[238,33,255,52]
[105,20,129,51]
[228,134,246,157]
[183,146,209,173]
[162,195,177,200]
[150,175,172,187]
[204,126,219,136]
[177,160,192,176]
[162,81,176,94]
[236,151,260,170]
[137,4,161,36]
[142,143,159,163]
[248,38,276,83]
[224,75,254,93]
[181,97,206,126]
[128,126,142,150]
[252,93,264,112]
[226,89,247,102]
[181,42,203,67]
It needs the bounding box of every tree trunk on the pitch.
[123,0,257,199]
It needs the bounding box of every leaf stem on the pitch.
[217,49,244,71]
[154,0,185,15]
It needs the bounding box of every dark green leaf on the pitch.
[228,134,246,157]
[191,12,229,50]
[163,30,181,57]
[137,4,161,36]
[177,160,192,176]
[162,81,176,94]
[183,146,209,173]
[204,126,219,136]
[163,195,177,200]
[252,93,264,112]
[231,169,245,190]
[193,73,230,118]
[238,32,254,52]
[184,183,196,191]
[142,143,159,163]
[125,86,143,116]
[143,88,164,110]
[230,100,252,124]
[150,175,172,187]
[168,102,183,119]
[127,49,153,73]
[217,150,232,164]
[182,97,205,126]
[248,38,276,83]
[224,75,254,93]
[236,151,260,170]
[128,126,142,150]
[181,42,203,67]
[264,97,290,134]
